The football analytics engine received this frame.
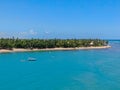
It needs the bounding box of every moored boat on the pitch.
[28,57,36,61]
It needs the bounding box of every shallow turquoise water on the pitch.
[0,41,120,90]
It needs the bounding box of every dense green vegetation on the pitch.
[0,38,108,50]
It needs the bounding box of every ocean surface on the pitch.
[0,41,120,90]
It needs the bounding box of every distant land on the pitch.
[0,38,111,53]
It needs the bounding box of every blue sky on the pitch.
[0,0,120,39]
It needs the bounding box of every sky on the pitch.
[0,0,120,39]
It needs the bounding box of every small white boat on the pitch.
[28,57,36,61]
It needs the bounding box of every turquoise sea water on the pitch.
[0,41,120,90]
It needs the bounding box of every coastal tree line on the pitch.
[0,38,108,49]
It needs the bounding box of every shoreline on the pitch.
[0,45,111,53]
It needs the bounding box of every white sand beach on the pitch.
[0,45,111,53]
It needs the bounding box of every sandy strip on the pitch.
[0,46,111,53]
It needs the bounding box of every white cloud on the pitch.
[19,29,37,36]
[45,31,49,34]
[0,29,38,38]
[29,29,37,35]
[0,32,4,35]
[0,32,8,38]
[19,32,27,35]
